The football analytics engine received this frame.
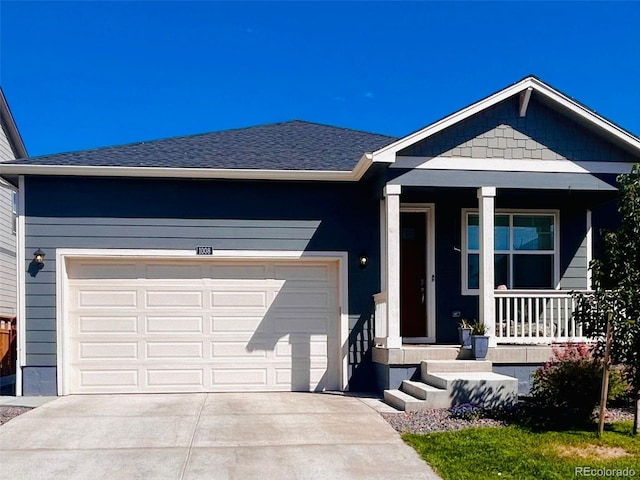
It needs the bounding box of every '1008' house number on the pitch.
[196,246,213,255]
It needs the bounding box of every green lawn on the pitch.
[403,422,640,480]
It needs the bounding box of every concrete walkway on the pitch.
[0,392,441,480]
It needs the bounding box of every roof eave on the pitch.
[0,87,28,159]
[0,164,358,182]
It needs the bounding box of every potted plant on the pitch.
[458,319,472,348]
[470,320,490,360]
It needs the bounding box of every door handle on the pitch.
[420,278,425,304]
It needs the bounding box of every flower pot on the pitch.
[471,335,489,360]
[458,327,472,348]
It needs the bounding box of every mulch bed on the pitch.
[0,406,32,426]
[382,406,635,434]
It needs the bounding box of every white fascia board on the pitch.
[393,156,636,175]
[527,77,640,152]
[0,164,357,182]
[352,153,374,180]
[371,77,640,164]
[370,78,536,163]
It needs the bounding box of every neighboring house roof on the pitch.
[0,86,28,159]
[0,120,395,180]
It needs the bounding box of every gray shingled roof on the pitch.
[6,120,396,171]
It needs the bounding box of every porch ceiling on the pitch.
[387,169,617,191]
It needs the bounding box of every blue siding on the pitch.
[23,176,383,393]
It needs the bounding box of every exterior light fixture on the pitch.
[33,249,45,269]
[359,253,369,269]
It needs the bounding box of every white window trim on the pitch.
[461,209,560,296]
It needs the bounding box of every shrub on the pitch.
[449,402,483,421]
[530,342,631,426]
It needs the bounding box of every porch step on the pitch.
[383,389,430,412]
[421,360,492,377]
[422,372,518,408]
[383,360,518,411]
[401,380,451,409]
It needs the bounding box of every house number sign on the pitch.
[196,246,214,255]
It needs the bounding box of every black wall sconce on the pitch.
[359,252,369,269]
[33,248,45,270]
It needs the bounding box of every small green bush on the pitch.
[530,343,631,426]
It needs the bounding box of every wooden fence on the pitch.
[0,316,16,377]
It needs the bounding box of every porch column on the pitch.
[477,186,496,347]
[384,184,402,348]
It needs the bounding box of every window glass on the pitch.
[513,215,554,250]
[468,254,479,290]
[468,214,479,251]
[513,254,554,289]
[495,254,509,288]
[495,215,510,250]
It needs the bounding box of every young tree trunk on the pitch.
[598,316,613,437]
[634,392,639,435]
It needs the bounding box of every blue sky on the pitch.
[1,1,639,157]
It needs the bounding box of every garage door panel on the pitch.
[66,259,339,394]
[79,290,138,308]
[80,342,138,359]
[146,369,204,387]
[79,316,139,334]
[211,316,264,332]
[68,262,138,280]
[211,368,268,387]
[145,342,204,359]
[211,341,268,358]
[81,370,139,387]
[211,291,267,308]
[146,316,204,334]
[146,291,203,308]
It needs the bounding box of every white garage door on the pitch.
[64,259,340,394]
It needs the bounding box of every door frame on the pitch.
[400,204,436,343]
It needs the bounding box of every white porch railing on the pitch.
[373,291,388,343]
[494,290,590,344]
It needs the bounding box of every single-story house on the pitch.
[1,76,639,397]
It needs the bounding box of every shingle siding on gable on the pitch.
[0,120,17,317]
[398,96,637,163]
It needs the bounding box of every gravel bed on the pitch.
[0,406,32,426]
[381,406,635,434]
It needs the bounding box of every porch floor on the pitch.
[372,344,555,366]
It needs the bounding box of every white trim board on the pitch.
[16,176,25,395]
[392,157,636,175]
[400,204,436,343]
[55,248,350,396]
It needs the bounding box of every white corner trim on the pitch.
[15,175,25,396]
[391,156,636,175]
[55,248,350,395]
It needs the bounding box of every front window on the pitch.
[464,211,557,292]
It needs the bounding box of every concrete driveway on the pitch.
[0,392,441,479]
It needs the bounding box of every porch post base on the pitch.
[375,336,402,349]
